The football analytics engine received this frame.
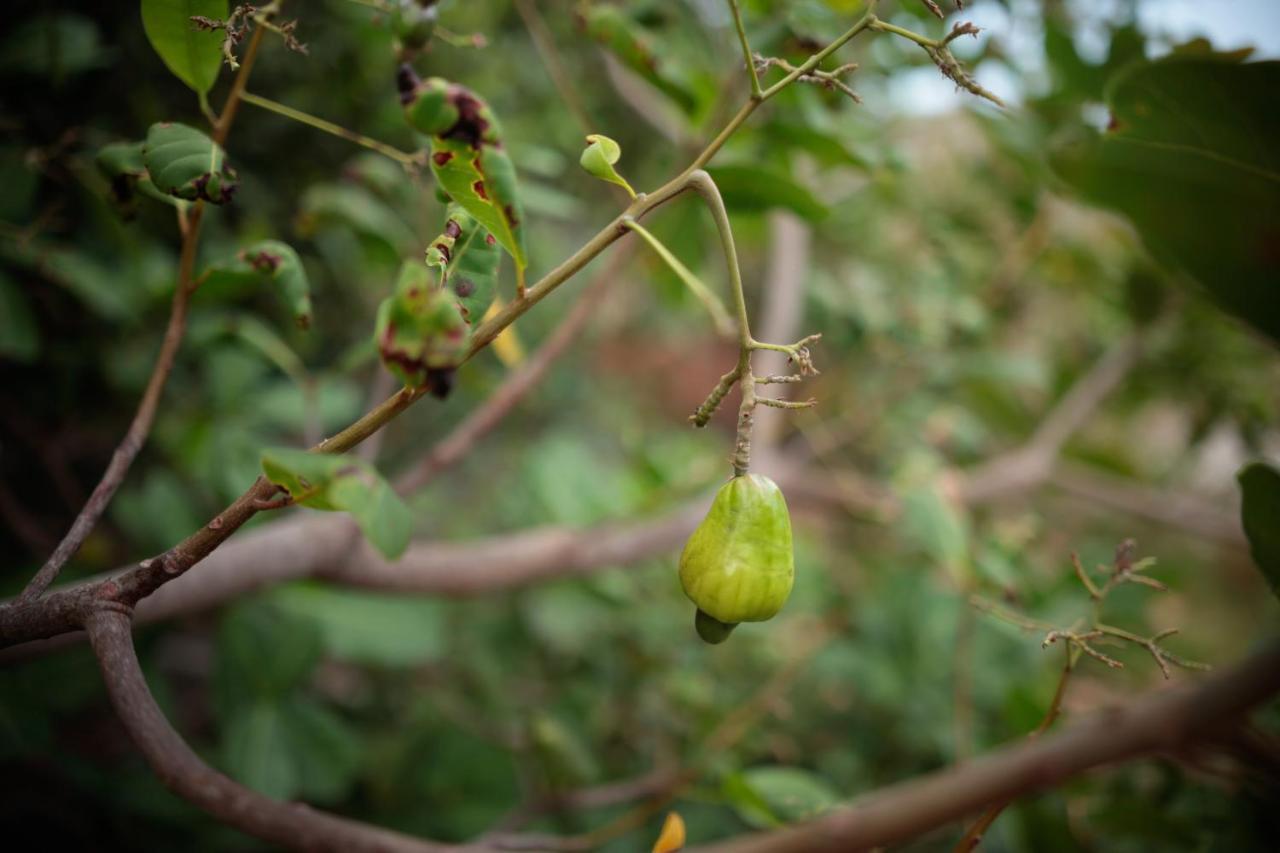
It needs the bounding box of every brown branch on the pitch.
[1048,463,1246,548]
[84,607,463,852]
[699,638,1280,853]
[397,248,629,494]
[954,644,1075,850]
[957,333,1144,504]
[15,23,272,604]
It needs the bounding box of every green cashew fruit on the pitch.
[679,474,794,644]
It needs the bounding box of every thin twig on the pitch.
[15,23,271,604]
[513,0,594,134]
[240,91,419,165]
[726,0,763,97]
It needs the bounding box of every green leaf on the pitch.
[0,271,39,363]
[272,585,446,667]
[579,134,635,197]
[707,164,829,222]
[429,138,526,272]
[425,204,500,325]
[1052,57,1280,343]
[723,766,839,828]
[296,183,418,257]
[221,702,298,799]
[203,240,313,329]
[284,698,362,804]
[1238,462,1280,600]
[217,602,323,701]
[404,77,527,271]
[140,0,226,95]
[530,713,600,787]
[0,13,112,78]
[143,122,238,204]
[578,4,699,114]
[260,447,413,559]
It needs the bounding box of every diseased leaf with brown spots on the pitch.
[403,76,527,272]
[425,203,499,325]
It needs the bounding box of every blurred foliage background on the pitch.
[1,0,1278,850]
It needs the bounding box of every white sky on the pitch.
[885,0,1280,114]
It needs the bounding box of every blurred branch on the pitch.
[84,607,456,853]
[1049,463,1246,548]
[955,644,1076,851]
[513,0,594,135]
[398,249,626,493]
[957,333,1144,504]
[699,638,1280,853]
[13,23,273,604]
[240,92,420,165]
[492,620,839,851]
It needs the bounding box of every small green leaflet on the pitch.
[402,75,527,273]
[425,204,499,325]
[144,122,238,204]
[1238,462,1280,601]
[579,134,635,197]
[202,240,312,329]
[141,0,227,96]
[260,447,413,560]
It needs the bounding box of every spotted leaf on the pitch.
[402,76,526,273]
[143,122,237,204]
[425,204,499,325]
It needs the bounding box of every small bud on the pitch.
[580,134,636,198]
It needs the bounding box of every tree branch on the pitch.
[700,638,1280,853]
[84,607,464,852]
[16,22,272,604]
[3,0,885,648]
[956,333,1144,504]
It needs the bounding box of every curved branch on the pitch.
[84,607,465,852]
[700,638,1280,853]
[16,23,272,604]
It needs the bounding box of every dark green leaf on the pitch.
[284,698,362,804]
[141,0,226,95]
[202,239,312,329]
[296,183,417,256]
[1052,57,1280,343]
[221,702,297,799]
[0,13,111,77]
[217,602,323,701]
[0,271,39,362]
[143,122,238,204]
[724,766,839,828]
[1238,462,1280,600]
[707,164,829,222]
[272,585,446,667]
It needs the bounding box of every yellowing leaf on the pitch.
[652,811,686,853]
[484,298,525,367]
